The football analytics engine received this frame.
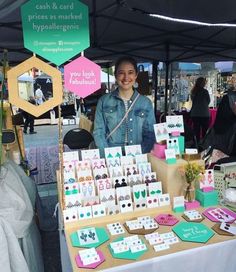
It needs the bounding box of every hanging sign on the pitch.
[64,56,101,98]
[21,0,90,65]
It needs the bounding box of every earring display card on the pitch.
[79,180,96,199]
[158,193,170,206]
[183,210,203,222]
[76,247,105,268]
[200,169,215,189]
[124,145,142,157]
[91,158,106,170]
[123,164,138,176]
[167,138,180,155]
[63,207,78,223]
[116,186,131,202]
[63,151,79,163]
[206,207,235,223]
[106,157,121,168]
[138,163,152,176]
[120,156,134,166]
[109,166,123,178]
[173,196,185,209]
[64,183,79,196]
[146,196,159,208]
[70,227,110,248]
[135,154,148,165]
[107,222,125,235]
[81,149,100,161]
[219,222,236,235]
[78,206,93,220]
[155,213,179,226]
[63,162,76,183]
[77,170,93,182]
[119,200,133,213]
[99,188,116,208]
[65,194,82,209]
[128,174,143,186]
[133,184,147,203]
[104,146,122,159]
[134,200,147,210]
[113,176,128,189]
[108,236,147,260]
[82,196,100,207]
[107,205,120,216]
[164,148,176,164]
[154,122,169,143]
[76,160,91,172]
[96,178,112,192]
[92,204,106,218]
[143,172,158,185]
[78,227,99,246]
[148,182,162,196]
[166,115,184,134]
[93,168,108,181]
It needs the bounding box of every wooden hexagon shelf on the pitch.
[7,56,63,117]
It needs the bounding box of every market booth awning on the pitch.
[1,0,236,65]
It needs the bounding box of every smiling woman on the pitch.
[93,56,156,157]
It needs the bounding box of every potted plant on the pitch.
[179,162,204,202]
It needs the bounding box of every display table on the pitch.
[59,207,236,272]
[148,154,204,199]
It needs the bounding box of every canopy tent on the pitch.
[1,0,236,65]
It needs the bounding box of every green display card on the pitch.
[108,236,147,260]
[70,227,109,248]
[173,222,214,243]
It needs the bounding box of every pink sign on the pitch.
[64,56,101,98]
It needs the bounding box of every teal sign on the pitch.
[21,0,90,65]
[173,222,214,243]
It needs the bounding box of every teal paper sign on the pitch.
[21,0,90,65]
[173,222,214,243]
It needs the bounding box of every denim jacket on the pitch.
[93,88,156,155]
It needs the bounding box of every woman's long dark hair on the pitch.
[191,77,206,96]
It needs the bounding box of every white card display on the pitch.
[164,148,176,160]
[158,193,170,206]
[107,205,120,216]
[63,151,79,163]
[200,169,215,189]
[92,204,106,218]
[104,146,122,159]
[167,138,180,155]
[119,200,133,213]
[135,154,148,165]
[109,166,123,178]
[65,194,82,208]
[116,186,131,202]
[166,115,184,133]
[148,182,162,196]
[138,162,152,176]
[146,196,159,208]
[154,243,170,252]
[81,149,100,161]
[91,158,106,170]
[106,157,121,168]
[123,164,139,176]
[120,156,134,165]
[184,210,202,220]
[124,145,142,157]
[77,227,99,245]
[99,188,116,208]
[79,248,100,266]
[133,184,147,203]
[113,176,128,188]
[143,172,158,184]
[79,180,96,199]
[78,206,92,220]
[173,196,185,208]
[128,174,143,186]
[220,222,236,235]
[93,168,108,180]
[76,160,91,171]
[63,208,78,222]
[107,222,125,235]
[96,178,112,192]
[154,122,169,143]
[185,148,198,154]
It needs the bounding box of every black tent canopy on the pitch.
[1,0,236,65]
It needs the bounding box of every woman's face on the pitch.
[115,62,137,91]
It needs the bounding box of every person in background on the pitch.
[35,84,45,105]
[22,96,37,134]
[190,77,210,143]
[93,56,156,156]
